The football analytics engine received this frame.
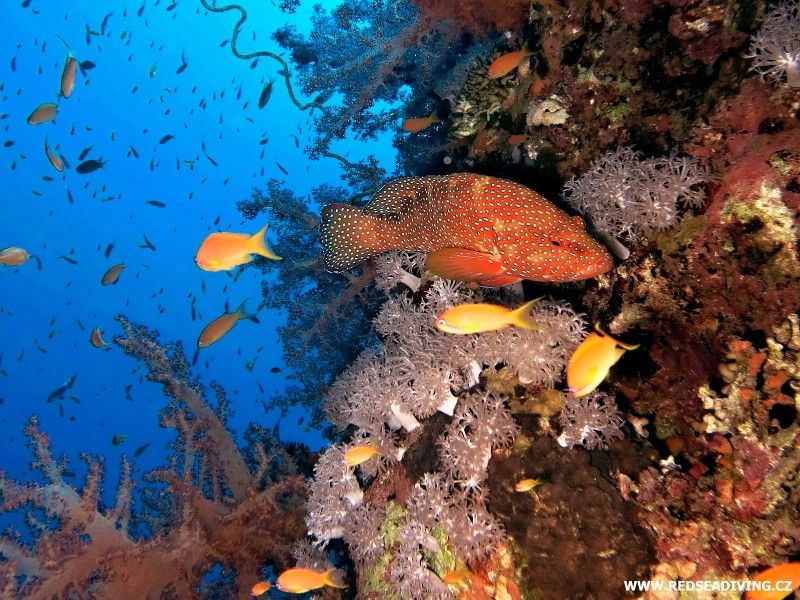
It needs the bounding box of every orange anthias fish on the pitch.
[27,102,58,125]
[487,48,533,79]
[101,263,125,285]
[197,300,257,348]
[319,174,613,286]
[60,54,77,98]
[402,110,439,133]
[435,298,542,334]
[442,566,471,587]
[566,324,639,397]
[745,562,800,600]
[250,580,271,597]
[343,444,382,467]
[0,247,30,266]
[90,327,110,348]
[45,140,64,172]
[275,567,347,594]
[195,223,282,271]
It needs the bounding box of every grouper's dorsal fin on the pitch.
[363,177,428,221]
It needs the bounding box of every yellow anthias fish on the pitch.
[745,562,800,600]
[275,567,347,594]
[343,444,382,467]
[195,223,282,272]
[0,247,30,266]
[435,298,543,334]
[250,580,271,596]
[514,477,542,492]
[566,323,639,397]
[197,300,257,348]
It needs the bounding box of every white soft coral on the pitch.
[747,0,800,87]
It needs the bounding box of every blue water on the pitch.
[0,0,392,518]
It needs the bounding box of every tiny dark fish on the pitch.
[140,234,156,251]
[79,60,96,71]
[257,79,274,109]
[176,51,187,74]
[146,200,166,207]
[78,146,93,160]
[46,374,77,403]
[104,243,114,258]
[275,161,288,175]
[60,255,78,265]
[134,443,150,457]
[75,158,105,174]
[128,144,139,158]
[159,134,174,144]
[270,367,281,373]
[111,433,126,446]
[204,152,217,167]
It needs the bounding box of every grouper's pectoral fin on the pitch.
[478,273,522,287]
[425,247,506,282]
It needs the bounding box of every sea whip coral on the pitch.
[747,0,800,87]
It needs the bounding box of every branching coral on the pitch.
[747,0,800,88]
[0,318,308,598]
[237,181,385,427]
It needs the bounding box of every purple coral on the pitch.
[747,0,800,87]
[564,147,710,242]
[558,392,624,450]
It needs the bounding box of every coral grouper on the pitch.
[320,173,613,286]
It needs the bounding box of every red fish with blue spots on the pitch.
[320,173,613,286]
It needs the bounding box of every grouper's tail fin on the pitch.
[319,203,388,272]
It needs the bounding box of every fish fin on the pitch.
[234,300,258,322]
[429,109,440,123]
[594,323,639,351]
[322,568,348,589]
[478,273,523,287]
[362,178,422,219]
[250,223,282,261]
[508,297,545,331]
[425,247,505,282]
[320,204,387,271]
[616,341,640,351]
